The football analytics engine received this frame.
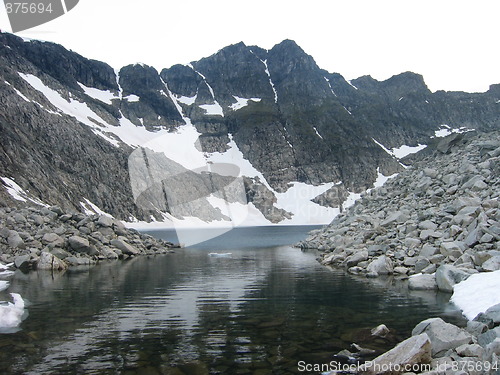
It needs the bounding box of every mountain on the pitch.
[0,32,499,227]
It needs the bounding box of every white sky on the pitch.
[1,0,499,93]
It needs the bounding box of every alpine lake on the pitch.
[1,226,465,374]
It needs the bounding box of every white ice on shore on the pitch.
[0,281,9,292]
[0,293,25,329]
[451,270,500,320]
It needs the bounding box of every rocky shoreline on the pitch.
[0,206,177,271]
[298,131,500,374]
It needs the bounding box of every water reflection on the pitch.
[0,227,463,374]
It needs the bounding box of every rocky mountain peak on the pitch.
[0,33,498,226]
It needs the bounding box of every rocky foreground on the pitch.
[0,206,176,271]
[299,131,500,374]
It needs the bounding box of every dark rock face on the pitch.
[0,32,499,222]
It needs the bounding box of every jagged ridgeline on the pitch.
[0,32,499,225]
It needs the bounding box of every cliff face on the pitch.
[0,32,499,225]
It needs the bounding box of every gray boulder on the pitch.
[435,265,471,293]
[412,318,473,357]
[7,230,25,249]
[477,327,500,347]
[381,211,409,227]
[68,235,91,253]
[482,256,500,272]
[440,241,465,258]
[14,254,30,269]
[366,255,394,276]
[476,304,500,325]
[42,233,65,247]
[359,333,431,375]
[408,274,437,290]
[96,215,114,228]
[345,250,368,268]
[36,252,67,271]
[110,238,140,255]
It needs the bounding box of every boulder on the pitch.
[68,235,91,253]
[359,333,431,375]
[483,303,500,325]
[435,265,471,293]
[418,220,438,230]
[14,254,30,269]
[366,255,393,276]
[412,318,473,357]
[381,211,409,227]
[440,241,465,258]
[110,238,140,255]
[7,230,25,249]
[408,274,437,291]
[455,343,485,358]
[345,251,368,268]
[482,256,500,272]
[41,233,65,247]
[36,252,67,271]
[96,215,114,228]
[477,327,500,347]
[371,324,390,338]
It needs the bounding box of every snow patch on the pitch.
[372,138,427,159]
[391,144,427,159]
[176,95,197,106]
[372,168,398,189]
[200,103,224,117]
[343,106,352,115]
[451,270,500,320]
[324,77,337,97]
[78,82,118,105]
[229,96,261,111]
[19,73,120,146]
[123,94,140,102]
[250,52,278,104]
[1,177,49,207]
[79,198,113,217]
[347,80,358,90]
[432,125,472,138]
[5,81,30,102]
[313,126,323,140]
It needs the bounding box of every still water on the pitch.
[1,226,463,374]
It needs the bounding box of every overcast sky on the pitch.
[1,0,499,93]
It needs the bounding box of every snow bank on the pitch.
[451,270,500,320]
